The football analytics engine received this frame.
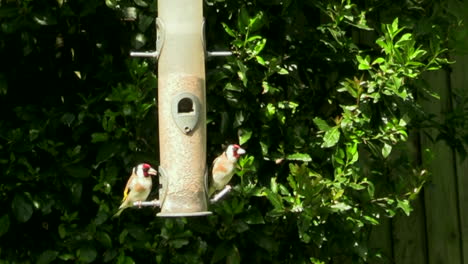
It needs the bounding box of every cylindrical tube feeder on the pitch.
[156,0,211,216]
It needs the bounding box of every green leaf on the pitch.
[246,35,262,42]
[277,67,288,75]
[313,117,331,131]
[127,224,149,241]
[238,6,250,33]
[233,111,245,128]
[65,166,91,178]
[58,224,66,239]
[79,246,97,263]
[372,57,385,65]
[133,0,148,7]
[222,23,236,37]
[349,183,365,190]
[119,229,128,244]
[236,60,248,87]
[249,11,265,32]
[285,153,312,162]
[330,202,352,212]
[357,55,371,70]
[367,182,375,198]
[58,253,75,261]
[256,56,266,66]
[376,37,389,52]
[29,129,40,142]
[252,232,279,253]
[382,143,392,158]
[37,250,59,264]
[169,238,189,249]
[117,255,135,264]
[103,249,118,262]
[0,214,10,237]
[211,242,231,264]
[122,104,132,116]
[95,142,118,164]
[252,38,267,56]
[91,132,109,143]
[363,215,379,225]
[238,128,252,145]
[233,219,249,233]
[397,199,412,216]
[263,188,284,210]
[61,112,75,127]
[322,126,340,148]
[12,193,33,223]
[224,82,242,92]
[96,231,113,248]
[227,244,241,264]
[244,208,265,224]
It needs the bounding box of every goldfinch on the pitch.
[209,144,246,196]
[113,163,157,217]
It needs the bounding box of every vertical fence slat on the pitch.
[393,196,427,264]
[421,69,462,264]
[449,54,468,264]
[389,133,427,263]
[370,218,393,263]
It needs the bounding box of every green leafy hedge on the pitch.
[0,0,462,263]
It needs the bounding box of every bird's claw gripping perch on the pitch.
[210,185,232,204]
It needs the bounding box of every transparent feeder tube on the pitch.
[156,0,210,216]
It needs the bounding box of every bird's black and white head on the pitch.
[134,163,157,178]
[226,144,246,161]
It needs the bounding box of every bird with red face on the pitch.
[113,163,157,217]
[209,144,246,196]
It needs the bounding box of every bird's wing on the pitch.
[210,153,224,178]
[208,153,222,191]
[122,173,136,202]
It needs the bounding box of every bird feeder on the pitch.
[130,0,233,217]
[155,0,211,217]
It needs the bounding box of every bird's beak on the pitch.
[237,147,246,155]
[148,168,158,176]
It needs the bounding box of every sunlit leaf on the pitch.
[238,128,252,145]
[322,126,340,148]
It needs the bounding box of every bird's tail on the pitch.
[112,207,125,218]
[208,186,216,197]
[113,202,129,218]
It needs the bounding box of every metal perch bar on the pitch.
[130,51,159,58]
[133,199,161,207]
[210,185,232,203]
[206,51,232,57]
[132,185,232,208]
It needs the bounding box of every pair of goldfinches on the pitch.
[114,144,246,217]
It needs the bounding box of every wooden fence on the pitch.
[370,55,468,264]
